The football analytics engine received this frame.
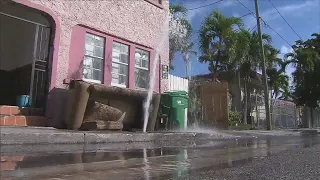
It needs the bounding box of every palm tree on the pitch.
[169,4,192,69]
[237,30,272,124]
[198,10,244,78]
[266,58,290,100]
[181,42,196,79]
[285,33,320,107]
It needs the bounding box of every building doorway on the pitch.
[0,1,54,109]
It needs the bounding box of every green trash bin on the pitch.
[160,91,188,130]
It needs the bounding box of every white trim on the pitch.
[111,72,127,77]
[112,61,129,66]
[84,67,102,71]
[136,87,148,91]
[83,78,101,84]
[111,83,127,88]
[85,54,104,60]
[135,66,149,71]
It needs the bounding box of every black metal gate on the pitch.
[30,25,51,108]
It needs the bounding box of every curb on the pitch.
[0,131,241,145]
[300,129,319,135]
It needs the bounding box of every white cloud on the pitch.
[232,12,240,17]
[277,45,293,59]
[244,0,320,28]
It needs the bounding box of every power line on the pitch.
[266,24,292,46]
[250,24,258,32]
[268,0,303,40]
[240,12,252,18]
[188,0,224,11]
[236,0,292,47]
[236,0,267,26]
[236,0,256,17]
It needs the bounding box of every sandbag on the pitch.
[84,100,126,122]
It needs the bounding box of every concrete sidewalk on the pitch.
[230,129,319,136]
[0,127,241,145]
[0,127,318,145]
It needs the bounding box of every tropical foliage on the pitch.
[198,10,243,79]
[285,33,320,107]
[198,10,290,124]
[169,4,193,69]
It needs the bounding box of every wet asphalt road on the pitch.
[1,135,320,180]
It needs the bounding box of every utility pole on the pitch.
[254,0,272,130]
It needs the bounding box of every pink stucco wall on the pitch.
[16,0,170,93]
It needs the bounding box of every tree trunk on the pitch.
[247,85,252,126]
[310,108,314,128]
[185,62,188,78]
[237,71,241,112]
[243,81,248,124]
[270,88,273,127]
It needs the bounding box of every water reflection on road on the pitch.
[1,136,319,179]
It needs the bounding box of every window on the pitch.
[83,33,105,83]
[135,49,150,89]
[111,42,129,88]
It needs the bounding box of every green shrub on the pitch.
[228,110,242,126]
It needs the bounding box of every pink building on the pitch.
[0,0,169,127]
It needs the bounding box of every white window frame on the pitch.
[135,48,150,89]
[111,41,129,88]
[83,33,105,84]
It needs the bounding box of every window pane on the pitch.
[135,68,149,89]
[85,44,94,56]
[94,36,104,47]
[92,70,102,81]
[84,56,93,67]
[112,74,128,87]
[92,58,102,69]
[83,68,92,79]
[112,63,128,75]
[86,33,104,47]
[85,34,94,45]
[112,51,120,62]
[135,49,149,69]
[112,63,128,87]
[94,46,104,58]
[142,59,149,69]
[120,54,129,64]
[85,33,105,58]
[83,33,105,83]
[112,42,129,64]
[135,57,141,67]
[113,42,121,52]
[121,45,129,54]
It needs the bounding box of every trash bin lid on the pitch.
[166,91,188,97]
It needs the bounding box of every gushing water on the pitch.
[179,127,237,138]
[142,14,170,133]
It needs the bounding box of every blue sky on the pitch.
[169,0,320,79]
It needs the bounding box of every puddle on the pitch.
[1,136,320,180]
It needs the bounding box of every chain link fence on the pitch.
[187,77,320,130]
[250,93,299,129]
[300,107,320,128]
